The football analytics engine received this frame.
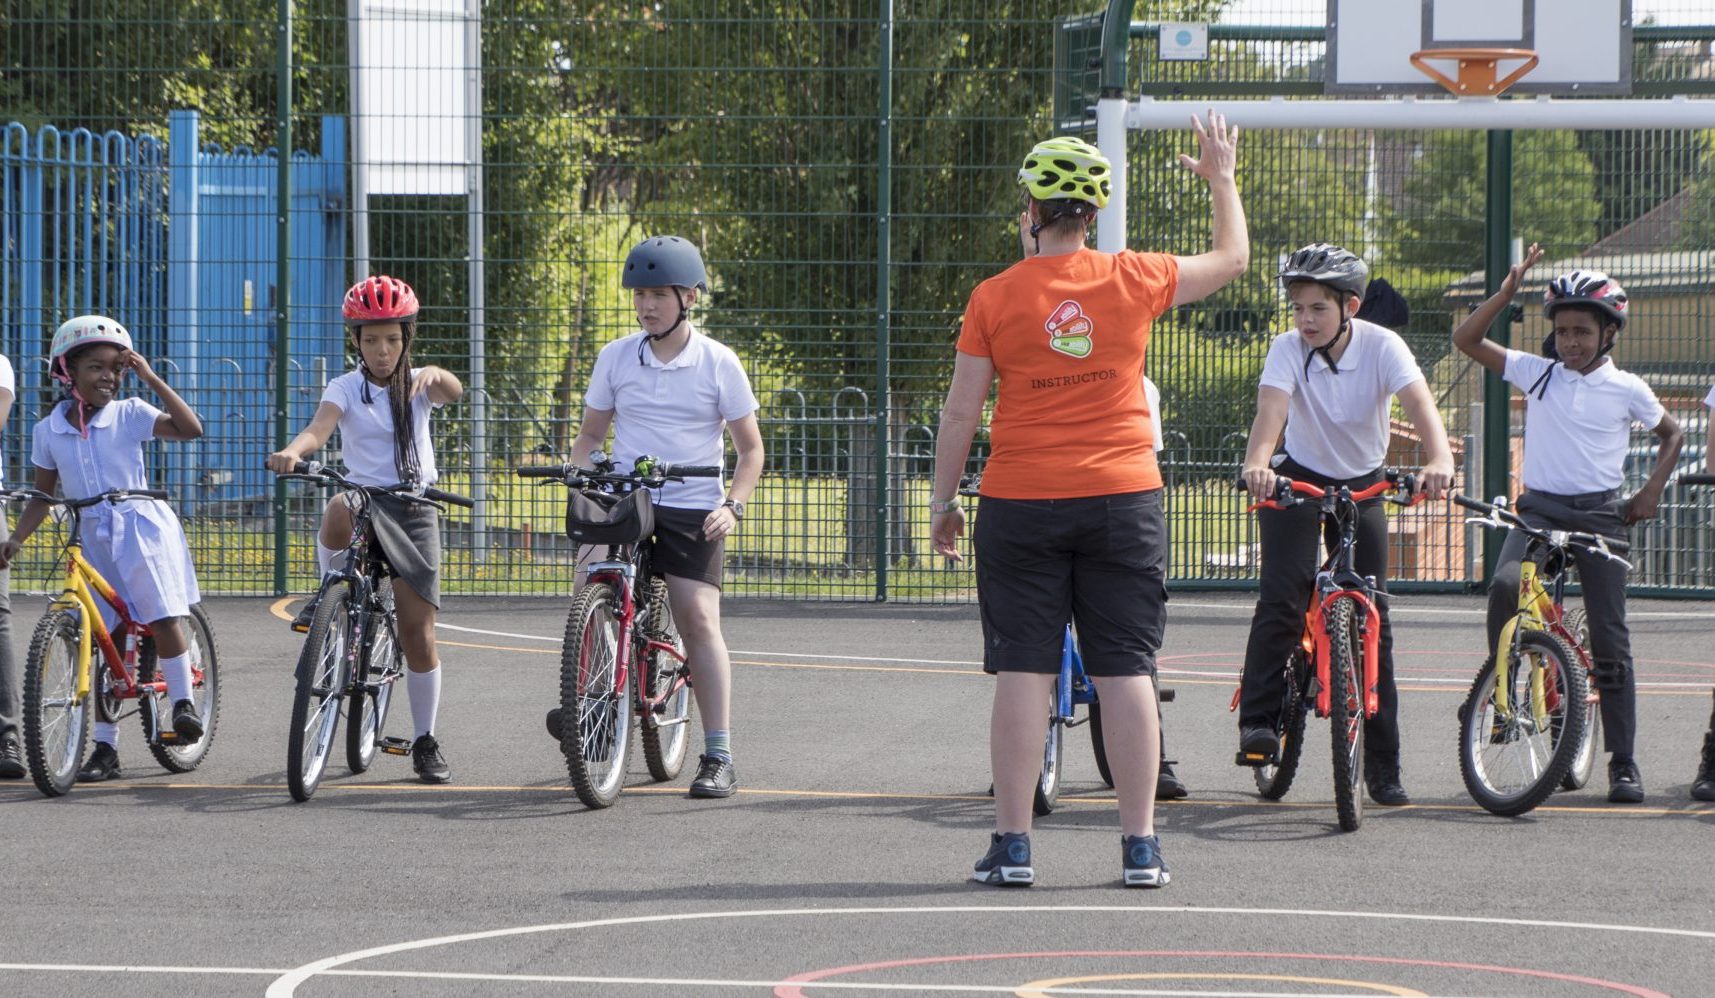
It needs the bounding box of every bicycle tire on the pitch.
[1327,596,1365,832]
[1088,699,1114,789]
[21,609,89,797]
[1033,685,1063,816]
[143,604,221,773]
[347,584,401,774]
[287,582,354,802]
[560,581,633,808]
[637,577,691,782]
[1254,648,1312,800]
[1558,609,1599,792]
[1459,628,1588,817]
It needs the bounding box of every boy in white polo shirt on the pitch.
[548,236,763,799]
[1237,244,1455,806]
[1453,243,1684,803]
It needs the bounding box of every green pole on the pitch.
[874,0,893,601]
[273,0,293,596]
[1480,128,1514,583]
[1100,0,1139,94]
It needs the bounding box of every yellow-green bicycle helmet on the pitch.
[1017,136,1111,208]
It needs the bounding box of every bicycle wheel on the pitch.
[1558,608,1599,792]
[1459,628,1588,817]
[1033,685,1064,816]
[1327,596,1365,832]
[143,604,221,773]
[347,584,401,774]
[1254,648,1312,801]
[22,609,89,797]
[560,581,634,808]
[1087,699,1114,789]
[287,582,354,802]
[637,577,691,782]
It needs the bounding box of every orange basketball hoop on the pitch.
[1410,47,1539,96]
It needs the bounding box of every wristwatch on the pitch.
[928,496,962,515]
[721,498,746,520]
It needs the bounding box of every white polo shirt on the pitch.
[585,324,759,510]
[1503,349,1665,494]
[1705,384,1714,410]
[0,354,14,485]
[322,368,441,487]
[1257,318,1425,480]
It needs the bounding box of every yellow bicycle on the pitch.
[6,487,220,797]
[1454,493,1626,816]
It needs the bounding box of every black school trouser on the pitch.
[1238,457,1401,767]
[1484,489,1637,760]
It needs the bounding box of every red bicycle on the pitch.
[1232,472,1420,831]
[518,454,719,808]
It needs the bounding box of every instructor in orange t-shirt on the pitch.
[930,114,1248,889]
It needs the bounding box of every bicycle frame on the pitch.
[52,541,148,705]
[1491,544,1594,721]
[583,541,690,724]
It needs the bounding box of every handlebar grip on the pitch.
[135,489,171,500]
[1606,537,1632,555]
[1452,493,1490,513]
[424,487,476,509]
[1680,474,1715,487]
[664,464,721,478]
[515,465,565,478]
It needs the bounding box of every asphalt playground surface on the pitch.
[2,590,1713,997]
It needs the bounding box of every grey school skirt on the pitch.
[366,492,442,609]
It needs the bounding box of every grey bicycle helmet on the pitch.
[1278,243,1369,299]
[621,235,709,293]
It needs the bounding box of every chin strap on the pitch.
[1304,308,1354,377]
[52,359,93,439]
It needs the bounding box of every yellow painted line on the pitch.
[19,781,1715,816]
[268,596,296,621]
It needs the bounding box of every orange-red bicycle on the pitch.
[1232,472,1421,831]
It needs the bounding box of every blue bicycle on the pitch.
[958,476,1181,814]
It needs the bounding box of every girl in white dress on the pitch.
[0,316,205,782]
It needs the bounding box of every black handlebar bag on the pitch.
[565,488,655,546]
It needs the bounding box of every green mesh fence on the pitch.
[4,2,1713,599]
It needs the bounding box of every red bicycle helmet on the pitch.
[342,275,419,324]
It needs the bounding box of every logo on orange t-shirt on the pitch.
[1044,299,1093,358]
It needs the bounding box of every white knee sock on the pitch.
[160,651,194,703]
[407,666,441,739]
[94,720,118,747]
[316,542,341,578]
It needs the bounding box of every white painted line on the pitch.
[436,622,560,642]
[264,904,1715,997]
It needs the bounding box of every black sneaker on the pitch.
[411,734,450,784]
[76,742,122,782]
[1694,730,1715,802]
[1607,758,1644,804]
[1366,763,1410,806]
[290,594,320,633]
[1121,833,1170,888]
[1236,725,1278,766]
[971,832,1034,887]
[0,736,24,779]
[171,699,204,743]
[1156,759,1189,800]
[689,753,736,798]
[545,707,563,742]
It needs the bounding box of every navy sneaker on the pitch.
[971,832,1034,887]
[1607,758,1644,804]
[1121,834,1170,888]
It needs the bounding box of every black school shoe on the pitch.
[1366,761,1410,806]
[411,735,451,784]
[688,754,736,798]
[0,736,24,779]
[77,742,122,782]
[1607,758,1644,804]
[171,699,204,743]
[1156,758,1189,800]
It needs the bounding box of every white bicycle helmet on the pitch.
[50,315,133,370]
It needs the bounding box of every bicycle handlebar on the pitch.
[1453,493,1632,559]
[1680,473,1715,487]
[1236,471,1422,509]
[514,456,721,490]
[0,487,171,508]
[274,460,476,509]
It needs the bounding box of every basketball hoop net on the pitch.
[1410,47,1540,96]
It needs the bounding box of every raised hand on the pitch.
[1178,110,1238,184]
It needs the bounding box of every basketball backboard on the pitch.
[1327,0,1634,95]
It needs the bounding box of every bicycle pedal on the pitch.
[1234,749,1277,767]
[378,736,413,756]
